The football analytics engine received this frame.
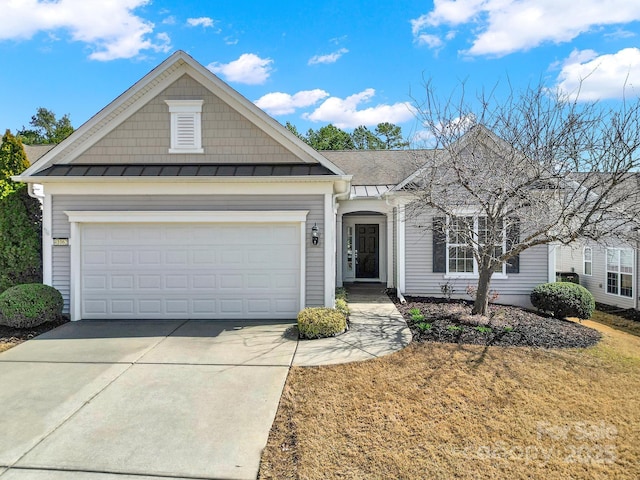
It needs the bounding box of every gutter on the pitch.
[12,174,353,185]
[27,183,44,199]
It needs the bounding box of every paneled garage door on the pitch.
[80,223,301,319]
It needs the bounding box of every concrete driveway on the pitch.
[0,319,298,480]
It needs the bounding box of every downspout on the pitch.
[382,192,406,304]
[332,179,351,304]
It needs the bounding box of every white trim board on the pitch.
[64,210,309,224]
[65,210,309,321]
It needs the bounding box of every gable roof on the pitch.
[23,144,56,164]
[321,150,420,185]
[18,51,346,180]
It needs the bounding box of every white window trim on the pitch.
[583,246,593,276]
[64,210,309,321]
[605,247,634,298]
[165,99,204,154]
[444,215,507,280]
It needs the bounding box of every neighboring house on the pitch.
[14,51,552,321]
[556,242,639,310]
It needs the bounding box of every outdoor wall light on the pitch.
[312,223,319,245]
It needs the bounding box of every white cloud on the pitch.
[556,48,640,100]
[207,53,273,85]
[308,48,349,65]
[0,0,171,61]
[416,34,443,49]
[187,17,215,28]
[411,0,640,57]
[304,89,415,129]
[255,90,330,115]
[162,16,176,25]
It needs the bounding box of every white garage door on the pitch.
[80,223,301,319]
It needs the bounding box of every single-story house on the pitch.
[556,242,639,310]
[15,51,553,321]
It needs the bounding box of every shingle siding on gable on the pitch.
[51,194,325,313]
[73,74,302,165]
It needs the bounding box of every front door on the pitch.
[356,224,379,278]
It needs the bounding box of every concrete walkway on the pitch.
[293,283,412,366]
[0,285,409,480]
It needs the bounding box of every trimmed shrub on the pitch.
[0,283,63,328]
[530,282,595,320]
[298,307,347,339]
[335,287,348,302]
[335,298,350,317]
[0,184,42,293]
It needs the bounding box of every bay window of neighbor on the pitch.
[606,248,633,298]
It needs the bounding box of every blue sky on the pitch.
[1,0,639,142]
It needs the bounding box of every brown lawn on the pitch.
[259,320,640,479]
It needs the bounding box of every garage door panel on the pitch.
[247,274,270,288]
[84,299,108,315]
[193,299,216,314]
[83,250,107,266]
[80,222,301,319]
[192,249,216,264]
[112,299,134,314]
[192,275,216,289]
[111,275,134,289]
[139,250,162,265]
[166,275,188,289]
[166,250,188,265]
[84,275,107,290]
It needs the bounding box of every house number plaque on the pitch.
[53,238,69,246]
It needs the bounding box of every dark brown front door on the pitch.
[356,224,379,278]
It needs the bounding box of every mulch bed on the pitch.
[596,302,640,322]
[0,316,69,350]
[394,296,601,349]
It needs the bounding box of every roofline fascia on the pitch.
[12,174,353,184]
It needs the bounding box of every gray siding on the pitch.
[560,242,637,309]
[403,213,548,306]
[75,74,302,165]
[51,194,325,313]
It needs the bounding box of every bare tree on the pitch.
[406,81,640,316]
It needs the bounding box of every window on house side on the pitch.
[165,100,204,153]
[606,248,633,298]
[583,247,592,276]
[446,215,506,276]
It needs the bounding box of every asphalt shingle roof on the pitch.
[320,150,422,186]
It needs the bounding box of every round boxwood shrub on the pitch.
[298,307,347,339]
[530,282,595,319]
[0,283,64,328]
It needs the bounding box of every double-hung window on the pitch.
[448,216,475,274]
[583,247,592,276]
[606,248,633,298]
[446,215,506,277]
